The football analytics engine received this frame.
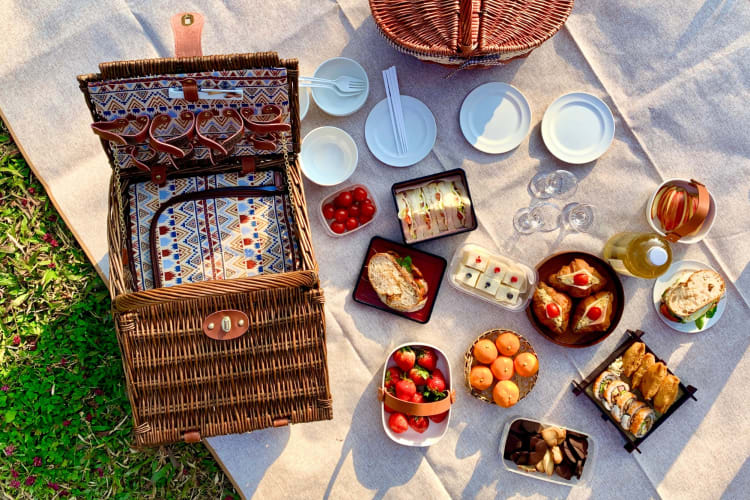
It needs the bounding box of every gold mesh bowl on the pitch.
[464,329,538,405]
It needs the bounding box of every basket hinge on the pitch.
[241,156,256,174]
[183,430,201,443]
[273,418,290,427]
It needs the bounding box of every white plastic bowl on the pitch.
[646,178,716,244]
[310,57,369,116]
[380,343,452,447]
[299,86,310,121]
[300,126,358,186]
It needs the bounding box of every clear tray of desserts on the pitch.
[448,243,537,312]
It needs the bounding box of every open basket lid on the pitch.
[369,0,574,64]
[77,13,301,183]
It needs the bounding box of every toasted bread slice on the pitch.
[663,270,725,322]
[367,252,428,312]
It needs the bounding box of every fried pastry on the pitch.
[532,283,572,335]
[631,353,655,389]
[622,342,646,377]
[548,258,607,298]
[653,374,680,413]
[641,362,668,400]
[571,291,614,334]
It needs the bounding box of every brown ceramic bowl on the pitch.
[525,251,624,348]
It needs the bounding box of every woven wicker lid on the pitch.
[370,0,574,59]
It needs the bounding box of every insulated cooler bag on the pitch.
[77,13,332,446]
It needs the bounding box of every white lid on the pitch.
[647,247,669,266]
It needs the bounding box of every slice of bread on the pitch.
[664,270,724,321]
[367,252,428,312]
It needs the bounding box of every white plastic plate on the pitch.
[460,82,532,154]
[652,260,726,333]
[365,96,436,167]
[541,92,615,164]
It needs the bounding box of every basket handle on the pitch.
[664,180,710,242]
[458,0,478,55]
[377,387,455,416]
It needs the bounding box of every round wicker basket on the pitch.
[369,0,574,69]
[464,329,538,405]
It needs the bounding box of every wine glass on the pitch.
[513,202,562,234]
[528,170,578,200]
[560,202,596,232]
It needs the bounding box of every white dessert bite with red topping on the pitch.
[463,250,489,272]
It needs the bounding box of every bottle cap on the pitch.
[647,247,669,267]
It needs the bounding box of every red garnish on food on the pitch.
[475,257,482,263]
[511,276,518,283]
[545,303,560,318]
[494,267,501,273]
[660,303,681,322]
[586,306,602,321]
[573,273,589,286]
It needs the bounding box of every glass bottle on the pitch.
[602,232,672,278]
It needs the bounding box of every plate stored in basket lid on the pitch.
[370,0,574,68]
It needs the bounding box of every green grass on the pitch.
[0,121,237,499]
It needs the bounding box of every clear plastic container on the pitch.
[448,243,537,312]
[318,184,378,237]
[380,342,452,447]
[499,416,596,487]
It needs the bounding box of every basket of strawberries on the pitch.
[378,343,455,446]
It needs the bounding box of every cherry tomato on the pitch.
[545,303,560,318]
[330,221,346,234]
[573,273,589,286]
[359,214,373,224]
[353,187,368,202]
[322,203,335,219]
[360,203,376,218]
[586,306,602,321]
[334,208,348,223]
[348,205,361,217]
[345,217,358,230]
[335,191,353,208]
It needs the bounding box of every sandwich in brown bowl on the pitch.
[367,251,428,312]
[571,291,614,334]
[549,258,607,298]
[532,283,572,335]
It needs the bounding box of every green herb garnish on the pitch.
[396,255,412,273]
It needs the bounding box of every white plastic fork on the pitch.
[299,75,366,94]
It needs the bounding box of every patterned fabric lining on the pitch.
[128,171,300,291]
[87,68,292,167]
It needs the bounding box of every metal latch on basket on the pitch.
[202,310,249,340]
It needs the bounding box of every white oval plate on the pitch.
[542,92,615,164]
[652,259,726,333]
[300,126,358,186]
[299,86,310,121]
[365,95,436,167]
[460,82,532,154]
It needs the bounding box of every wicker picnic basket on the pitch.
[77,43,332,446]
[370,0,574,68]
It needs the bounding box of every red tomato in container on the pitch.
[335,191,353,208]
[353,187,368,202]
[330,221,346,234]
[348,205,360,218]
[334,208,348,223]
[345,217,358,230]
[360,203,376,218]
[322,203,335,219]
[359,214,373,224]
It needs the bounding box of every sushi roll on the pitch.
[611,391,637,423]
[630,406,656,438]
[620,401,647,432]
[593,371,618,402]
[602,380,630,411]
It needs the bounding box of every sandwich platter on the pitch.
[652,260,727,333]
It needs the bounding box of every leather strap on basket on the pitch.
[171,12,204,57]
[195,108,245,164]
[377,387,455,417]
[147,111,195,184]
[241,105,292,151]
[665,180,710,242]
[91,115,150,145]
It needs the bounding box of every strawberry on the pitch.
[410,392,424,404]
[388,412,409,434]
[429,411,449,423]
[426,374,446,393]
[417,348,437,371]
[395,377,417,401]
[431,368,446,382]
[384,366,402,389]
[393,347,416,371]
[408,366,430,386]
[408,415,429,433]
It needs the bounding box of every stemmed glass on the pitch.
[528,170,578,200]
[560,202,596,233]
[513,202,562,234]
